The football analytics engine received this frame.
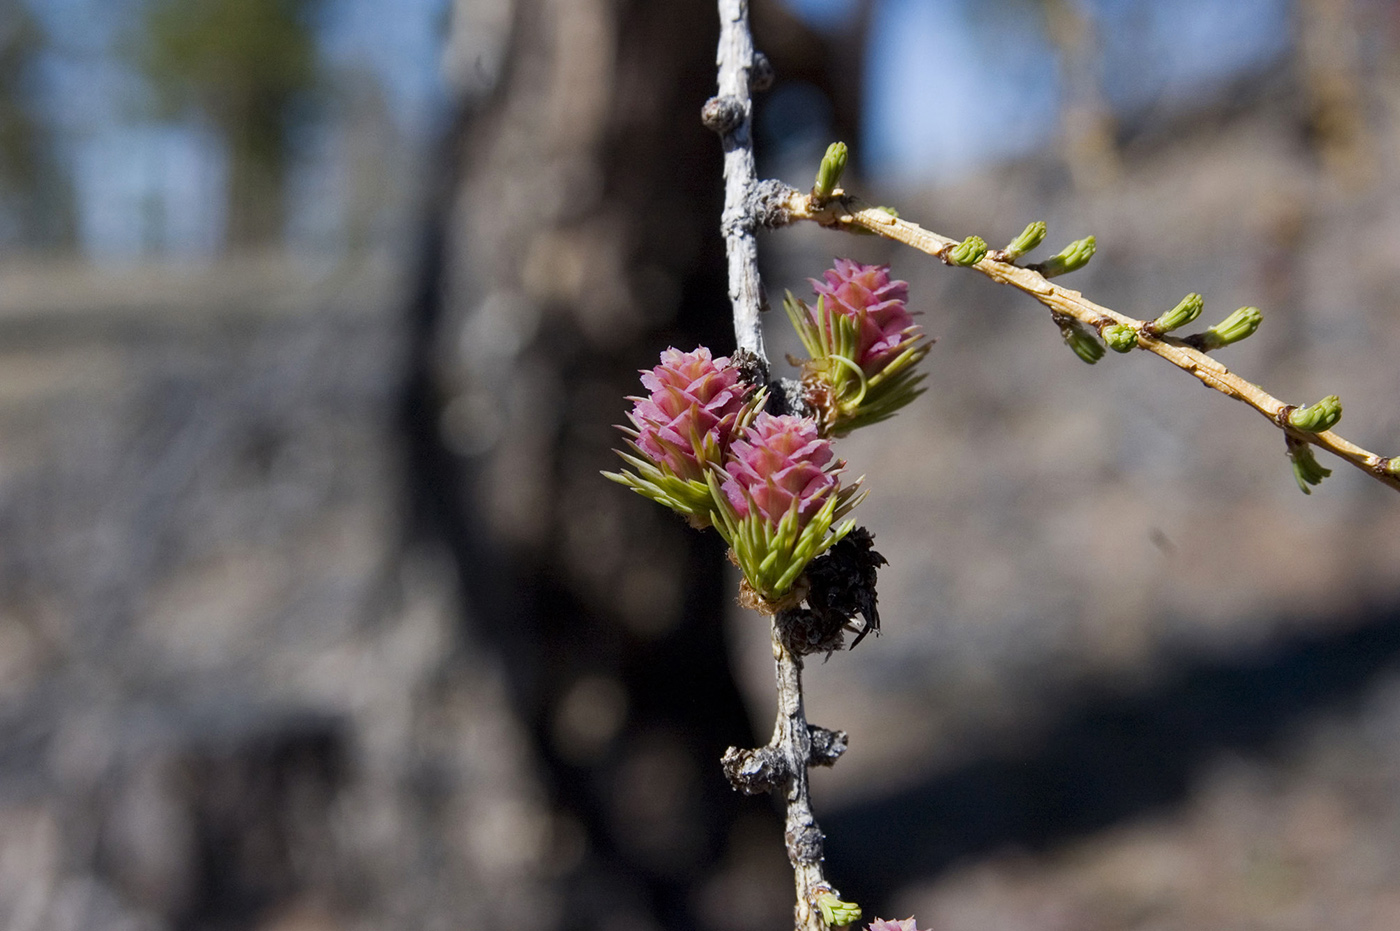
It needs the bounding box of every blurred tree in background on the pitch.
[0,1,72,248]
[136,0,323,246]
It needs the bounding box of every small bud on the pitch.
[1194,306,1262,350]
[1101,323,1138,353]
[1002,221,1047,260]
[1287,395,1342,433]
[751,51,775,92]
[1032,235,1096,278]
[814,890,862,927]
[813,142,849,203]
[1388,457,1400,477]
[946,235,988,267]
[1148,292,1204,335]
[1287,439,1331,494]
[1059,318,1104,364]
[700,95,745,136]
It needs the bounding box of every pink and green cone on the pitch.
[605,347,760,526]
[709,412,863,602]
[865,919,928,931]
[784,259,930,435]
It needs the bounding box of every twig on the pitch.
[723,638,845,931]
[707,3,847,929]
[786,190,1400,493]
[709,0,767,364]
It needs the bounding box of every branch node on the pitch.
[807,725,848,767]
[731,347,768,388]
[785,823,825,864]
[768,376,812,417]
[751,179,800,229]
[721,745,790,795]
[720,209,755,240]
[701,94,746,136]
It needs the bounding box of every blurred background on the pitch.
[3,0,1400,929]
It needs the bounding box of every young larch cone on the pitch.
[866,919,928,931]
[809,258,916,374]
[709,412,863,603]
[721,413,837,527]
[784,259,930,436]
[629,347,745,481]
[606,346,759,527]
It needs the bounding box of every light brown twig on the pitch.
[786,189,1400,493]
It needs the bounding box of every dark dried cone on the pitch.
[776,527,886,655]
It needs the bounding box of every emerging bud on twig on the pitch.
[1189,305,1262,351]
[1056,315,1104,364]
[1146,292,1204,336]
[1031,235,1096,278]
[1101,323,1138,353]
[813,890,862,928]
[813,141,849,203]
[700,95,745,136]
[751,51,775,92]
[1287,437,1331,494]
[1002,221,1047,260]
[945,235,989,267]
[1287,395,1342,433]
[1388,457,1400,477]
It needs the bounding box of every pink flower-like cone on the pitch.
[810,259,916,373]
[630,347,745,481]
[606,346,758,527]
[867,919,929,931]
[721,413,836,526]
[784,259,930,436]
[710,412,863,603]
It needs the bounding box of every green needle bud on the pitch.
[1059,318,1104,364]
[1101,323,1138,353]
[1148,292,1204,335]
[1287,395,1342,433]
[946,235,989,267]
[1287,439,1331,494]
[1002,221,1047,260]
[1194,306,1262,350]
[1033,236,1096,278]
[813,891,862,927]
[813,141,849,202]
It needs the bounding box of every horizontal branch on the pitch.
[785,190,1400,494]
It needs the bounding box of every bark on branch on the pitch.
[785,190,1400,493]
[709,3,847,929]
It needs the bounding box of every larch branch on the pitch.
[786,190,1400,493]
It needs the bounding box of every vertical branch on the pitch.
[713,0,767,363]
[708,4,846,928]
[773,636,830,931]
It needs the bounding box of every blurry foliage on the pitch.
[135,0,325,245]
[0,2,72,248]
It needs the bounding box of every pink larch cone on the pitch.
[721,413,838,529]
[628,347,745,481]
[809,259,917,374]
